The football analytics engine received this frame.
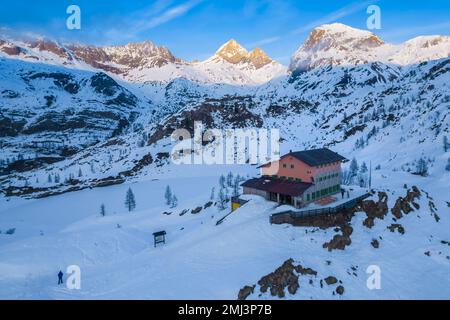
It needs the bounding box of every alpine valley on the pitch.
[0,23,449,300]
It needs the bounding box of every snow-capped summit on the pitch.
[248,47,273,69]
[0,35,287,85]
[69,41,181,71]
[290,23,450,72]
[195,39,287,84]
[289,23,385,72]
[215,39,249,64]
[212,39,275,69]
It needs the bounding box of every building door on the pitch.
[269,192,277,202]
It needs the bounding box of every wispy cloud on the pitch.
[79,0,205,44]
[292,0,380,35]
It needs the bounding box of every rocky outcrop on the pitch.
[388,223,405,235]
[336,285,345,295]
[371,239,380,248]
[257,259,300,298]
[238,285,255,300]
[324,276,338,285]
[391,186,421,219]
[68,41,180,73]
[322,225,353,252]
[147,97,263,146]
[238,259,319,299]
[191,207,203,214]
[360,192,388,228]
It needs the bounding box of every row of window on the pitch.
[317,162,339,168]
[318,172,339,182]
[281,162,340,170]
[279,176,302,182]
[306,185,340,201]
[263,175,303,182]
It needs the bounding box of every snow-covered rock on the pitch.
[290,23,450,72]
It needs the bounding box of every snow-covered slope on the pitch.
[290,23,450,72]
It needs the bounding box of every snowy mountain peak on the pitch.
[290,23,384,72]
[68,41,181,71]
[290,23,450,72]
[215,39,249,64]
[214,39,275,69]
[248,47,273,68]
[302,23,384,52]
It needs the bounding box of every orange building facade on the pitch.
[242,148,347,208]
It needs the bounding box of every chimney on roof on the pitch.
[289,149,292,153]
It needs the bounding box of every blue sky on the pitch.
[0,0,449,64]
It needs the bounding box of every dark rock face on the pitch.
[371,239,380,248]
[324,276,338,285]
[191,207,203,214]
[344,124,367,138]
[90,73,121,96]
[238,285,255,300]
[294,265,317,276]
[238,259,324,300]
[360,192,388,228]
[119,154,153,177]
[2,176,125,198]
[22,113,88,134]
[0,116,26,137]
[27,72,80,94]
[391,186,421,219]
[388,224,405,235]
[204,201,213,209]
[148,97,263,146]
[336,285,345,295]
[271,210,354,229]
[0,157,64,175]
[323,231,352,251]
[90,73,137,107]
[257,259,300,298]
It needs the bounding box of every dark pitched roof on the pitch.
[258,148,347,168]
[287,148,347,166]
[241,177,313,197]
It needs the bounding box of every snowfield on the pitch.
[0,166,449,299]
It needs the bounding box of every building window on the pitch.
[291,164,294,169]
[283,164,287,168]
[296,178,302,182]
[312,193,316,200]
[307,194,310,201]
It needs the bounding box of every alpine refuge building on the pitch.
[241,148,347,208]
